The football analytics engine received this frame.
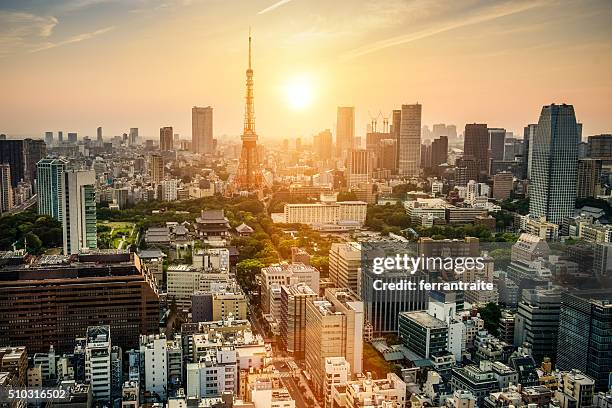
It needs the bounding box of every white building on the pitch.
[283,200,367,229]
[260,263,320,314]
[62,170,97,254]
[161,179,179,201]
[140,334,168,400]
[331,372,406,408]
[85,326,112,402]
[324,357,350,408]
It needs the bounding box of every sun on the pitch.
[284,76,313,110]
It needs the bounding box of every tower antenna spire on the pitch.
[248,26,252,70]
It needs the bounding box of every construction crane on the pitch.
[368,110,390,133]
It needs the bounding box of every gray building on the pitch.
[529,104,579,224]
[556,289,612,390]
[398,311,447,359]
[514,286,563,363]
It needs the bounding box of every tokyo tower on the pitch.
[234,31,263,191]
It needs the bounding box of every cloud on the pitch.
[341,0,549,60]
[0,11,58,56]
[30,26,115,52]
[258,0,293,15]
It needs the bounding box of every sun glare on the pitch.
[284,76,313,110]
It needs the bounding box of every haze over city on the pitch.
[1,0,612,140]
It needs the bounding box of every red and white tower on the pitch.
[234,31,263,191]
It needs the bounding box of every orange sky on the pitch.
[1,0,611,142]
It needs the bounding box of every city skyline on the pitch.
[1,0,612,141]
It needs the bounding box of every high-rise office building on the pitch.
[62,170,97,255]
[492,172,514,200]
[377,138,397,174]
[346,149,372,187]
[129,128,138,146]
[192,106,213,154]
[556,289,612,390]
[514,286,563,364]
[421,143,432,169]
[313,129,333,161]
[150,155,164,183]
[391,109,402,171]
[58,131,63,142]
[529,104,579,224]
[523,124,537,179]
[336,107,355,157]
[280,283,317,359]
[67,132,77,143]
[431,136,448,167]
[37,158,68,221]
[0,164,13,214]
[159,127,173,152]
[576,158,602,199]
[464,124,489,181]
[361,261,428,333]
[0,138,46,187]
[97,127,103,142]
[0,253,160,353]
[488,128,506,161]
[45,131,54,145]
[398,104,421,176]
[305,288,363,397]
[329,242,361,295]
[587,134,612,164]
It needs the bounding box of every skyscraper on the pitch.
[192,106,213,154]
[346,149,372,187]
[577,158,602,199]
[129,128,138,146]
[150,154,164,183]
[391,109,401,172]
[313,129,333,161]
[97,126,103,142]
[0,138,46,187]
[398,103,421,177]
[529,104,579,224]
[37,158,68,221]
[514,286,563,364]
[523,124,537,179]
[159,127,173,152]
[305,288,363,397]
[62,170,97,255]
[0,164,13,214]
[336,107,355,157]
[45,131,53,145]
[463,124,489,181]
[556,289,612,390]
[431,136,448,167]
[234,32,263,191]
[488,128,506,161]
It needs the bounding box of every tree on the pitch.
[479,303,502,336]
[236,259,264,295]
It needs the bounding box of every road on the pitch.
[273,361,321,408]
[6,194,37,215]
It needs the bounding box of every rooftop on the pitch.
[399,311,447,329]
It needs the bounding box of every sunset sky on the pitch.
[1,0,611,143]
